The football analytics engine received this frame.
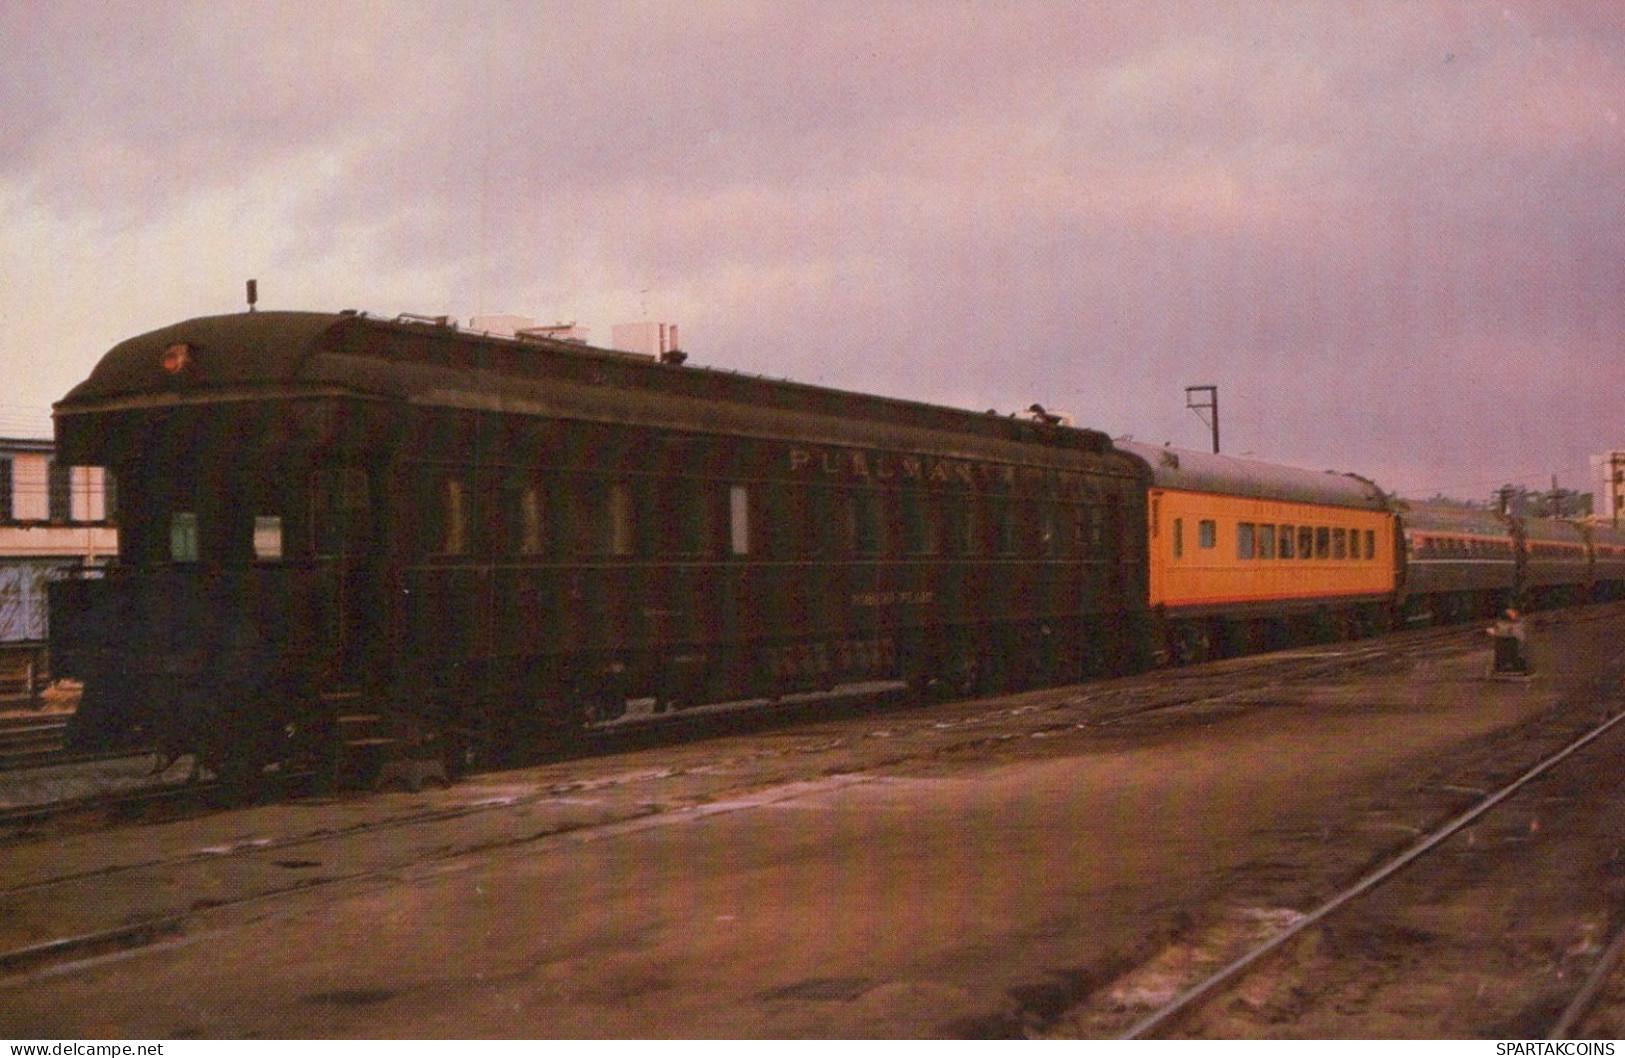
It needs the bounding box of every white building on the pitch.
[610,322,681,358]
[1593,451,1625,525]
[468,315,591,344]
[0,438,117,642]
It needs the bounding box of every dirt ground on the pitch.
[2,609,1623,1038]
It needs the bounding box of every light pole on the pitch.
[1185,385,1219,454]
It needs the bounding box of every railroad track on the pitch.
[0,616,1522,987]
[0,770,215,834]
[2,605,1622,1035]
[1104,704,1625,1039]
[0,759,701,980]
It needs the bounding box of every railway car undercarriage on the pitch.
[60,607,1143,793]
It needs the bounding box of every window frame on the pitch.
[1236,522,1256,560]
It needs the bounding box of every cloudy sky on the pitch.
[3,2,1622,501]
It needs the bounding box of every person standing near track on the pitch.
[1489,607,1530,675]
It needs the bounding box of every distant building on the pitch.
[468,315,591,344]
[0,438,117,643]
[1593,452,1625,525]
[610,322,681,359]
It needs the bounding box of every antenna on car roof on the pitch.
[246,279,258,313]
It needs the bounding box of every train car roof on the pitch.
[56,310,1137,469]
[1113,440,1389,511]
[1521,516,1587,543]
[1590,521,1625,547]
[1394,501,1514,537]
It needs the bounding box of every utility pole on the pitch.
[1613,453,1625,528]
[1185,385,1219,454]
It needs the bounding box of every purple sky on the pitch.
[3,2,1622,501]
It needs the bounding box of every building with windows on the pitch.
[0,437,117,643]
[1593,451,1625,526]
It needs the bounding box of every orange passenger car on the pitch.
[1117,442,1396,661]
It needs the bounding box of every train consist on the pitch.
[45,310,1625,787]
[1118,442,1625,660]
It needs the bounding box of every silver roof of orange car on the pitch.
[1114,440,1389,511]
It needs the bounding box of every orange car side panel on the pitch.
[1148,487,1396,610]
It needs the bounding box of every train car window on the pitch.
[659,483,714,556]
[793,485,822,558]
[170,512,200,563]
[1364,529,1375,560]
[929,494,952,555]
[1236,522,1256,560]
[851,488,884,556]
[730,484,750,556]
[521,485,545,555]
[1086,505,1105,555]
[756,484,791,558]
[1315,527,1330,559]
[1198,519,1216,550]
[1038,503,1058,557]
[313,467,374,557]
[815,488,847,556]
[253,516,284,561]
[900,489,934,555]
[1333,528,1348,560]
[817,489,842,555]
[607,482,634,556]
[442,477,469,556]
[1171,517,1183,559]
[564,481,592,555]
[944,497,973,556]
[1278,525,1294,559]
[1052,504,1077,557]
[565,479,634,557]
[1258,524,1276,559]
[990,498,1017,555]
[496,480,545,556]
[1298,527,1313,559]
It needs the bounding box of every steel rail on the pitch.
[1123,704,1625,1039]
[1549,915,1625,1038]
